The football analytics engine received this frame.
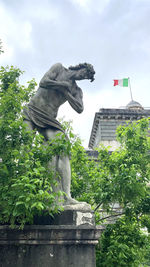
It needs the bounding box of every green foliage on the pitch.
[144,235,150,266]
[97,119,150,211]
[0,66,65,228]
[0,64,150,265]
[0,39,4,54]
[96,217,148,267]
[69,118,150,266]
[71,137,98,202]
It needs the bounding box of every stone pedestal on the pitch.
[0,210,102,267]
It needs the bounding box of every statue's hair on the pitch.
[68,63,95,82]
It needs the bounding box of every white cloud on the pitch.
[0,4,33,61]
[69,0,110,14]
[70,0,91,10]
[22,22,32,50]
[1,0,150,146]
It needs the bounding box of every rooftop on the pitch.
[88,100,150,149]
[126,100,144,110]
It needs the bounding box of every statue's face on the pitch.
[74,68,89,80]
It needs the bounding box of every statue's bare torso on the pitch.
[29,63,83,118]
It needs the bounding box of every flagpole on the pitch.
[128,77,133,101]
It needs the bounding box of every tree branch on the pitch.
[96,212,125,224]
[94,202,103,212]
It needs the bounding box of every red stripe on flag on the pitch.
[114,80,118,86]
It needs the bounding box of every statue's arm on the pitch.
[66,87,84,114]
[40,77,69,91]
[39,64,69,92]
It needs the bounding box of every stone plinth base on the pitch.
[33,209,95,226]
[0,225,102,267]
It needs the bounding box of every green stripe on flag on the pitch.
[123,78,128,87]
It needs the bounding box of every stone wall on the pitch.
[0,211,103,267]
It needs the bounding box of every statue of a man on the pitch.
[24,62,95,206]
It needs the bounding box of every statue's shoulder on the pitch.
[42,63,64,80]
[40,63,64,82]
[49,63,64,73]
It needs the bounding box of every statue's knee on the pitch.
[23,120,34,131]
[45,129,62,140]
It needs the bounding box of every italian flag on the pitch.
[114,78,129,87]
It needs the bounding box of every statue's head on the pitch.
[68,63,95,82]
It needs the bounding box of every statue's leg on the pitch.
[44,128,78,205]
[57,154,71,197]
[23,122,78,204]
[23,122,90,207]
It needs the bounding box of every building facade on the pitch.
[88,100,150,151]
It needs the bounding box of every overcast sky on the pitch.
[1,0,150,147]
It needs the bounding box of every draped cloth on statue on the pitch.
[23,104,64,132]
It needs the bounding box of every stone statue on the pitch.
[23,62,95,208]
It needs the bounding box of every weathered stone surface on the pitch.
[0,225,103,267]
[23,62,95,207]
[63,202,92,211]
[33,209,95,226]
